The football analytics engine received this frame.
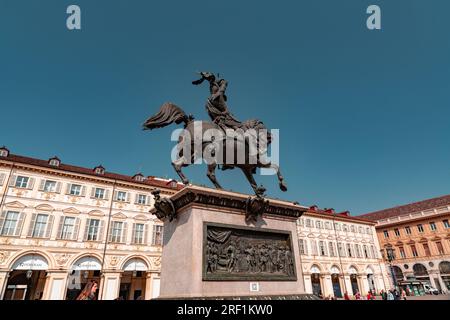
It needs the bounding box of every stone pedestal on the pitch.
[155,186,313,299]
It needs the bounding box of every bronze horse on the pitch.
[142,73,287,194]
[143,102,287,194]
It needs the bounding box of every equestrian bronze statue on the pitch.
[143,72,287,195]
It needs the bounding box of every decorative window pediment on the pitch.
[88,210,105,216]
[62,207,81,214]
[134,214,149,221]
[112,212,127,219]
[35,204,55,212]
[4,201,26,209]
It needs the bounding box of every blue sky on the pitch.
[1,0,449,215]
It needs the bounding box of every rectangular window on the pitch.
[94,188,105,199]
[356,244,362,258]
[87,219,100,241]
[315,221,322,229]
[334,223,340,231]
[319,241,327,256]
[32,214,48,238]
[358,226,363,234]
[422,243,431,256]
[394,228,400,237]
[370,245,376,259]
[346,243,353,258]
[410,245,418,257]
[363,245,369,259]
[405,226,412,234]
[299,239,305,255]
[366,227,371,234]
[15,176,29,188]
[152,225,164,246]
[350,225,356,233]
[429,222,436,231]
[116,191,127,202]
[343,224,348,232]
[133,223,145,244]
[417,224,424,233]
[443,220,450,229]
[69,184,82,196]
[399,247,406,259]
[325,222,330,230]
[137,194,147,205]
[337,242,346,257]
[328,242,335,257]
[43,180,57,192]
[305,219,312,227]
[60,217,75,240]
[311,240,318,256]
[436,242,445,255]
[298,218,304,227]
[110,221,123,243]
[1,211,19,236]
[383,230,389,238]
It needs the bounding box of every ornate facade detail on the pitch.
[54,253,72,266]
[151,189,176,221]
[109,256,122,267]
[0,251,11,264]
[245,186,269,223]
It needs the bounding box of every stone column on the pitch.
[302,273,313,294]
[100,271,121,300]
[359,275,369,294]
[322,273,332,297]
[42,270,69,300]
[343,274,352,295]
[0,270,10,300]
[144,272,154,300]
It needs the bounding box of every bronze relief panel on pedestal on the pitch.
[203,222,297,281]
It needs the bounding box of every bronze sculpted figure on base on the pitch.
[143,72,288,195]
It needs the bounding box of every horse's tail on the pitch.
[143,102,192,130]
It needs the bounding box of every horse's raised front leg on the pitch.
[207,163,223,189]
[172,158,189,185]
[261,162,287,192]
[241,167,259,194]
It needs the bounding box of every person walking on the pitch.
[401,289,407,300]
[355,291,361,300]
[387,290,395,300]
[344,292,350,300]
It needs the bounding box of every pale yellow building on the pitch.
[0,147,182,300]
[297,206,389,298]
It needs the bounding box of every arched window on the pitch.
[392,266,404,280]
[439,261,450,275]
[413,263,428,276]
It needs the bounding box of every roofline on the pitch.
[0,153,184,191]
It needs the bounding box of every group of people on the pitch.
[337,288,408,300]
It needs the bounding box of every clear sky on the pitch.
[1,0,449,215]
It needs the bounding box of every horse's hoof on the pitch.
[279,182,288,192]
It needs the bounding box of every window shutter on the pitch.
[73,218,80,241]
[0,173,6,186]
[152,225,156,245]
[27,213,37,237]
[125,193,130,203]
[56,182,62,193]
[13,212,25,237]
[45,215,54,238]
[65,183,72,194]
[146,195,151,206]
[143,224,148,245]
[122,222,128,243]
[9,175,17,187]
[131,223,136,243]
[108,222,114,242]
[27,178,35,190]
[134,194,139,205]
[113,191,118,201]
[83,219,90,241]
[81,186,86,197]
[90,188,96,198]
[0,211,7,233]
[56,216,65,239]
[104,189,110,200]
[38,179,46,191]
[98,220,105,241]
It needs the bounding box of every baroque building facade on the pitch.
[361,195,450,295]
[0,147,182,300]
[297,206,389,298]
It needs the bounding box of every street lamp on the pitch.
[386,248,397,290]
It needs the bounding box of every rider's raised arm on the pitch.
[218,80,228,94]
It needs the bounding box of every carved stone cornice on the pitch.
[160,186,307,220]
